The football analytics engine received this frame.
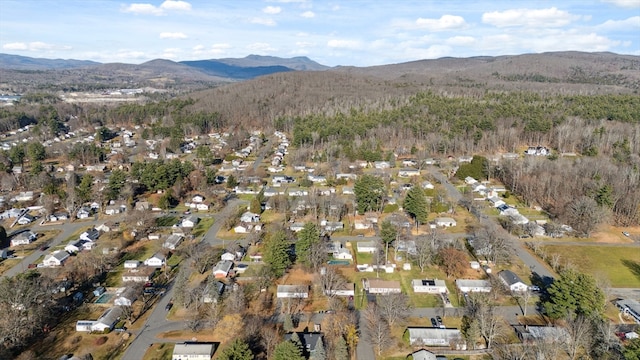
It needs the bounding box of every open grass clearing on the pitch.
[142,342,174,360]
[191,217,214,237]
[542,244,640,288]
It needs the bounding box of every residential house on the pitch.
[498,270,528,292]
[336,173,357,180]
[105,204,126,215]
[212,260,233,278]
[455,279,492,293]
[135,201,150,211]
[395,240,417,255]
[114,287,138,307]
[464,177,478,185]
[356,241,378,253]
[325,282,355,297]
[76,207,91,219]
[96,222,116,233]
[124,260,140,269]
[323,221,344,232]
[144,252,166,267]
[458,156,473,163]
[10,231,37,246]
[412,279,448,294]
[434,217,457,227]
[195,203,209,211]
[354,220,372,230]
[488,196,506,208]
[363,279,402,294]
[398,168,420,177]
[411,349,437,360]
[276,285,309,298]
[191,194,205,203]
[308,174,327,184]
[43,251,70,267]
[406,327,464,348]
[180,215,200,228]
[49,212,69,222]
[65,240,86,254]
[374,161,391,169]
[122,267,156,283]
[220,252,236,262]
[617,299,640,324]
[513,325,569,344]
[163,234,184,250]
[289,222,306,232]
[421,181,435,190]
[17,214,35,225]
[202,281,225,304]
[80,229,100,242]
[14,191,34,202]
[284,333,324,356]
[525,146,550,156]
[342,186,354,195]
[92,306,123,332]
[240,211,260,223]
[333,248,353,260]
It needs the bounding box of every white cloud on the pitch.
[159,32,188,39]
[212,43,231,49]
[327,39,361,49]
[3,41,71,51]
[301,11,315,18]
[597,16,640,30]
[413,15,468,31]
[269,0,307,3]
[482,7,583,28]
[160,0,191,11]
[263,6,281,14]
[122,0,191,15]
[193,44,205,51]
[249,17,277,26]
[446,36,476,46]
[602,0,640,8]
[162,48,181,58]
[296,41,315,47]
[246,42,276,53]
[122,3,164,15]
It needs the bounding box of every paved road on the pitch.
[121,199,244,359]
[427,166,555,281]
[2,217,110,278]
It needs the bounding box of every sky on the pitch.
[0,0,639,67]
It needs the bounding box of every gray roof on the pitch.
[407,327,462,346]
[172,342,215,357]
[284,332,323,352]
[455,279,491,289]
[212,260,233,273]
[617,299,640,316]
[96,306,123,326]
[411,349,437,360]
[498,270,525,286]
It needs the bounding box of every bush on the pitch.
[94,336,108,346]
[71,335,83,345]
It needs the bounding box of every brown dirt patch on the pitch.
[279,266,314,285]
[592,224,638,244]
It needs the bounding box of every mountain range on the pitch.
[0,53,328,82]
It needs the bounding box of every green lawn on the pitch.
[543,245,640,287]
[143,343,174,360]
[192,217,214,237]
[156,216,178,227]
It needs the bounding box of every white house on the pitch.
[163,234,184,250]
[17,214,35,225]
[122,268,156,283]
[114,287,138,307]
[212,260,233,278]
[333,248,353,260]
[434,217,457,227]
[325,283,355,297]
[374,161,391,169]
[354,220,372,230]
[406,327,464,347]
[144,252,166,267]
[124,260,140,269]
[240,211,260,223]
[191,194,205,203]
[180,215,200,228]
[498,270,528,292]
[398,168,420,177]
[276,285,309,298]
[411,349,437,360]
[363,279,402,294]
[195,203,209,211]
[172,342,215,360]
[10,231,37,246]
[220,252,236,262]
[76,207,91,219]
[289,222,306,232]
[105,205,125,215]
[421,181,435,190]
[43,251,70,267]
[357,241,378,253]
[455,279,492,293]
[65,240,86,254]
[90,306,123,332]
[464,176,478,185]
[412,279,448,294]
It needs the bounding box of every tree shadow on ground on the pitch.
[622,259,640,281]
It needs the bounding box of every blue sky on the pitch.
[0,0,638,66]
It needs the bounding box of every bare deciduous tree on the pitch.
[363,304,391,356]
[375,293,412,328]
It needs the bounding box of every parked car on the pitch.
[623,231,631,237]
[165,301,173,311]
[40,245,49,251]
[430,318,438,327]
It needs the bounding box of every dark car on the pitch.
[430,318,438,327]
[165,302,173,311]
[40,245,49,251]
[436,316,442,324]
